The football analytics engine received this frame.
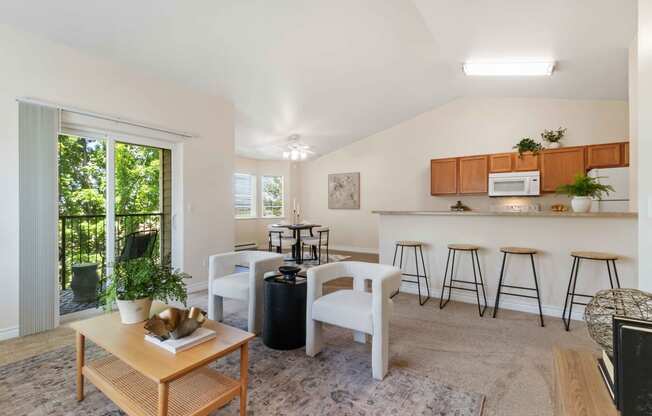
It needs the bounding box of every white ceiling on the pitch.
[0,0,636,159]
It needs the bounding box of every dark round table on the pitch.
[263,268,307,350]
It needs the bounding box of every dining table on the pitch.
[271,223,321,264]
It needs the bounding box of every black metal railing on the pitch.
[59,212,163,289]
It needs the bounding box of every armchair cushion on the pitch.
[210,271,249,300]
[311,289,393,334]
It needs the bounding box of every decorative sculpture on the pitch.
[144,307,207,341]
[584,288,652,354]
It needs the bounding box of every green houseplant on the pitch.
[513,137,543,157]
[99,255,190,324]
[541,127,566,149]
[556,174,614,213]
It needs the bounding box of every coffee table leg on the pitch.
[240,342,248,415]
[76,332,85,401]
[158,382,169,416]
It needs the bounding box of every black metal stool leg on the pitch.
[414,246,423,303]
[530,253,545,327]
[439,249,452,309]
[470,250,484,317]
[612,260,621,288]
[606,259,614,289]
[447,249,456,304]
[493,252,507,318]
[561,257,577,331]
[419,246,431,304]
[474,250,488,316]
[565,258,581,331]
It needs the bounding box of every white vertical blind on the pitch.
[234,173,256,218]
[19,102,59,336]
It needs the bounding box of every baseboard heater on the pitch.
[235,242,258,251]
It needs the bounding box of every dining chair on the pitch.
[267,224,297,253]
[302,226,330,264]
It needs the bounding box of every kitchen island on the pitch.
[374,210,637,320]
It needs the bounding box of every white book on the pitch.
[145,327,216,354]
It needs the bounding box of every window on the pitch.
[233,173,256,218]
[261,175,284,218]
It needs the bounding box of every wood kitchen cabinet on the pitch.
[513,152,539,171]
[489,153,513,172]
[586,143,622,168]
[623,142,629,166]
[540,146,586,192]
[431,158,458,195]
[459,155,489,194]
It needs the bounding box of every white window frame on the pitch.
[261,175,285,218]
[233,173,257,219]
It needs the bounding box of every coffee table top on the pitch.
[70,303,254,383]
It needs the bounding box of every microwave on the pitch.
[488,171,540,197]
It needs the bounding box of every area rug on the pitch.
[0,317,484,416]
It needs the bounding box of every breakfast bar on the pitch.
[374,210,638,320]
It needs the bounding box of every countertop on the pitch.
[372,210,638,218]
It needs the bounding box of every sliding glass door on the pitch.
[58,134,172,316]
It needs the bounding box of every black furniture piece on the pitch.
[269,223,321,264]
[116,229,158,262]
[390,240,430,305]
[301,227,330,265]
[562,250,621,331]
[263,266,307,350]
[492,247,544,327]
[439,244,487,317]
[70,262,100,302]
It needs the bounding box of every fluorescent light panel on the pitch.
[463,61,555,76]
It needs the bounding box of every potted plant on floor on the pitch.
[99,255,190,324]
[541,127,566,149]
[556,174,614,213]
[513,137,543,158]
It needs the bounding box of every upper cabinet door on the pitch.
[513,152,539,171]
[587,143,622,168]
[489,153,513,173]
[459,155,489,194]
[540,147,586,192]
[623,142,630,166]
[431,158,458,195]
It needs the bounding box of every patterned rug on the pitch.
[0,316,484,416]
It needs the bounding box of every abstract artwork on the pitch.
[328,172,360,209]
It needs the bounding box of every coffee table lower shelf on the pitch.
[84,355,240,416]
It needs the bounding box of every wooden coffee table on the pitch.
[70,307,255,416]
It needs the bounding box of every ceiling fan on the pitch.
[282,134,314,161]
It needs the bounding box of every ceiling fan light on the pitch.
[282,151,290,159]
[300,151,307,160]
[290,149,300,160]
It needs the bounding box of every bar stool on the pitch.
[561,251,621,331]
[391,240,431,305]
[492,247,544,327]
[439,244,487,317]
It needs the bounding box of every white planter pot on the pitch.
[116,298,152,324]
[571,197,592,213]
[547,142,561,149]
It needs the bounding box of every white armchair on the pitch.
[208,250,284,334]
[306,261,401,380]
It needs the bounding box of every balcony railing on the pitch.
[59,212,163,289]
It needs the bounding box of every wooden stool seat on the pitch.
[570,251,619,261]
[500,247,537,255]
[396,240,423,247]
[447,243,480,251]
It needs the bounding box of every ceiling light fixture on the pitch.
[463,61,555,77]
[282,134,312,161]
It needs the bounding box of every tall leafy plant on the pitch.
[513,137,543,157]
[556,174,614,198]
[99,255,189,310]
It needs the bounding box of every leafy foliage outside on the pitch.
[262,175,284,217]
[58,135,163,288]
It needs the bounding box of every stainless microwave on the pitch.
[488,171,540,197]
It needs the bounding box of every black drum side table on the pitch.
[263,267,307,350]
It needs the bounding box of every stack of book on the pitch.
[145,327,216,353]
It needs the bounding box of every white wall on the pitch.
[300,97,629,253]
[638,1,652,292]
[234,157,301,248]
[0,25,235,338]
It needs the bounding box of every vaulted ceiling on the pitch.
[0,0,637,158]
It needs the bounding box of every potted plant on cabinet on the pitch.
[541,127,566,149]
[513,137,543,158]
[99,255,190,324]
[556,174,614,213]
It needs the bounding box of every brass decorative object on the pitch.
[584,288,652,355]
[144,307,207,341]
